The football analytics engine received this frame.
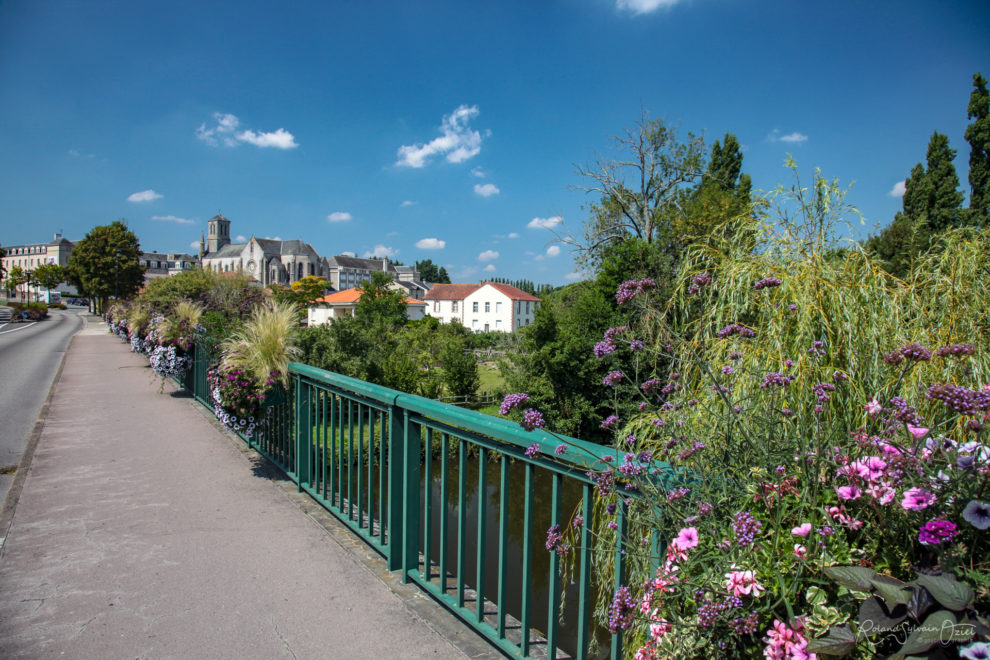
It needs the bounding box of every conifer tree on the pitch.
[965,72,989,224]
[922,132,964,232]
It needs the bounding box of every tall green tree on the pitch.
[414,259,450,284]
[67,220,143,312]
[5,265,28,299]
[355,271,407,329]
[922,131,964,232]
[571,112,707,270]
[33,263,66,299]
[966,72,989,224]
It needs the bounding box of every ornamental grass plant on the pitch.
[220,300,300,386]
[503,169,989,658]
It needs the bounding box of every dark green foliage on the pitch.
[966,72,989,224]
[140,268,215,306]
[705,133,743,191]
[864,212,931,279]
[32,263,65,295]
[414,259,450,284]
[67,220,144,310]
[440,337,479,398]
[355,271,407,329]
[922,131,964,232]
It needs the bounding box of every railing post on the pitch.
[295,376,311,491]
[402,415,421,584]
[386,403,404,572]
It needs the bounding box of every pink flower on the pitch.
[793,544,807,559]
[901,487,936,511]
[864,398,882,416]
[907,424,929,440]
[866,482,897,505]
[835,485,862,501]
[672,526,699,551]
[791,523,812,537]
[763,618,815,660]
[725,569,765,597]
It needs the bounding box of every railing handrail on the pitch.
[289,361,623,473]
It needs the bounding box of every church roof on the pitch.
[327,255,394,272]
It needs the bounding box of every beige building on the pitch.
[1,233,76,301]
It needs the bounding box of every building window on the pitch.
[496,301,502,313]
[485,302,490,312]
[496,319,502,329]
[452,301,458,312]
[473,302,479,313]
[525,318,530,325]
[526,301,530,314]
[472,319,478,328]
[433,301,439,312]
[484,323,490,332]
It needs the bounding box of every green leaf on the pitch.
[900,610,957,655]
[806,586,828,607]
[824,565,878,592]
[870,575,913,607]
[806,625,856,656]
[912,574,974,611]
[858,596,908,639]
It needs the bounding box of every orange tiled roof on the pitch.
[315,288,426,305]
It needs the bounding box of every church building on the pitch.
[199,214,329,287]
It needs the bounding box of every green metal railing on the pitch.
[178,342,659,659]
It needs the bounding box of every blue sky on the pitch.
[1,0,988,284]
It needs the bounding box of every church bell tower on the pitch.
[206,214,231,254]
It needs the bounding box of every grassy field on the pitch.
[477,362,505,395]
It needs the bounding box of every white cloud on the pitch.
[415,238,446,250]
[478,249,499,262]
[263,235,283,241]
[546,245,561,257]
[341,251,356,257]
[474,183,500,197]
[151,215,195,225]
[616,0,681,14]
[362,244,399,259]
[68,149,80,157]
[528,216,562,230]
[396,104,485,168]
[327,211,353,223]
[400,200,416,207]
[189,240,202,250]
[197,112,298,149]
[128,189,163,203]
[483,264,496,273]
[508,232,519,239]
[196,112,241,146]
[889,180,907,198]
[768,129,808,144]
[470,167,486,178]
[237,128,298,149]
[564,272,584,281]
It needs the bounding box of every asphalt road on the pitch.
[0,308,84,505]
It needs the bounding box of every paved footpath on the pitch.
[0,325,476,659]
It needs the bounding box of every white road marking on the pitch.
[0,322,37,335]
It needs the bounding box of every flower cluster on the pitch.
[753,277,782,291]
[149,344,189,380]
[616,279,657,305]
[717,323,756,339]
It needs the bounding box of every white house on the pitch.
[307,288,427,325]
[424,282,539,332]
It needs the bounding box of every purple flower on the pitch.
[524,442,541,458]
[629,339,644,352]
[760,372,792,388]
[960,641,990,660]
[554,443,568,455]
[521,409,545,432]
[753,277,782,290]
[601,415,619,430]
[572,515,584,528]
[593,340,616,358]
[918,519,958,546]
[732,511,762,547]
[962,500,990,530]
[835,485,862,501]
[499,393,530,415]
[607,586,637,633]
[937,343,975,357]
[717,324,755,339]
[603,371,624,386]
[615,279,656,305]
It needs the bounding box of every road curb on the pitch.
[0,313,84,559]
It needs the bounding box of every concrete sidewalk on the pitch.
[0,329,478,659]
